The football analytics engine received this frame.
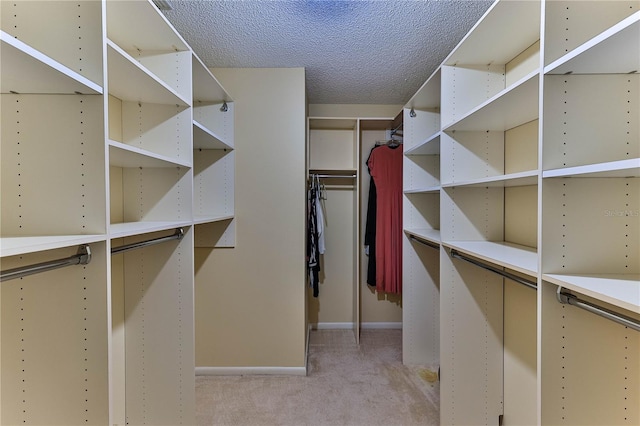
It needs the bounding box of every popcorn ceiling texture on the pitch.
[163,1,493,105]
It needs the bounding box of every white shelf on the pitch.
[404,133,440,156]
[0,234,107,258]
[442,170,538,188]
[405,69,441,110]
[544,273,640,315]
[404,186,441,194]
[545,12,640,75]
[109,221,192,239]
[106,0,189,53]
[443,240,538,277]
[443,71,539,131]
[193,121,233,150]
[106,40,189,106]
[193,214,235,226]
[443,0,540,66]
[309,118,358,130]
[543,158,640,178]
[109,140,192,168]
[1,31,102,95]
[404,228,441,245]
[192,54,230,103]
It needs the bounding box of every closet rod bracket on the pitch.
[0,244,92,282]
[556,286,640,332]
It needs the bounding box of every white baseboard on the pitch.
[311,322,402,330]
[196,366,307,376]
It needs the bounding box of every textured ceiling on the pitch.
[162,0,494,105]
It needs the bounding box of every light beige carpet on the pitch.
[196,329,440,426]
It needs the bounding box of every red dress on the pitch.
[367,145,403,294]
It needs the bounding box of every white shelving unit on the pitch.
[307,117,360,341]
[402,68,441,366]
[0,1,234,425]
[402,0,640,424]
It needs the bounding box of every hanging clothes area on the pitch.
[365,138,403,294]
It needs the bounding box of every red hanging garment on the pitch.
[367,145,403,294]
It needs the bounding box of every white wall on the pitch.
[194,68,307,369]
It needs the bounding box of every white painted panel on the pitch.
[403,107,440,149]
[0,0,104,86]
[505,41,541,88]
[505,185,538,249]
[503,279,537,426]
[123,229,195,426]
[402,236,439,365]
[543,74,639,170]
[1,243,109,425]
[309,129,356,170]
[403,192,439,231]
[505,120,538,174]
[1,94,106,236]
[441,186,504,242]
[441,64,506,127]
[193,149,234,218]
[403,154,440,190]
[120,100,192,163]
[441,130,504,183]
[193,101,234,149]
[441,253,504,425]
[120,166,193,223]
[134,50,192,103]
[542,177,639,274]
[541,281,640,425]
[544,0,639,66]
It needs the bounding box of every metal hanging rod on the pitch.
[409,235,440,250]
[1,245,92,282]
[449,249,537,290]
[111,228,184,255]
[557,287,640,332]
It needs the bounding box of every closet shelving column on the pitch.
[106,1,195,424]
[401,68,441,365]
[307,117,360,341]
[540,2,640,423]
[438,0,541,424]
[0,1,110,424]
[192,54,236,248]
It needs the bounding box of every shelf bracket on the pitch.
[556,287,640,332]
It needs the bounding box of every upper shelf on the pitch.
[443,0,540,66]
[193,121,234,150]
[405,69,441,110]
[106,0,189,54]
[442,170,538,188]
[109,140,192,168]
[546,11,640,75]
[107,40,189,106]
[192,54,231,103]
[1,31,102,95]
[543,159,640,179]
[404,133,440,156]
[443,72,539,132]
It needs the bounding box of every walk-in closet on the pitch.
[1,0,638,425]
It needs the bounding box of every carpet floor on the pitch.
[196,329,440,426]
